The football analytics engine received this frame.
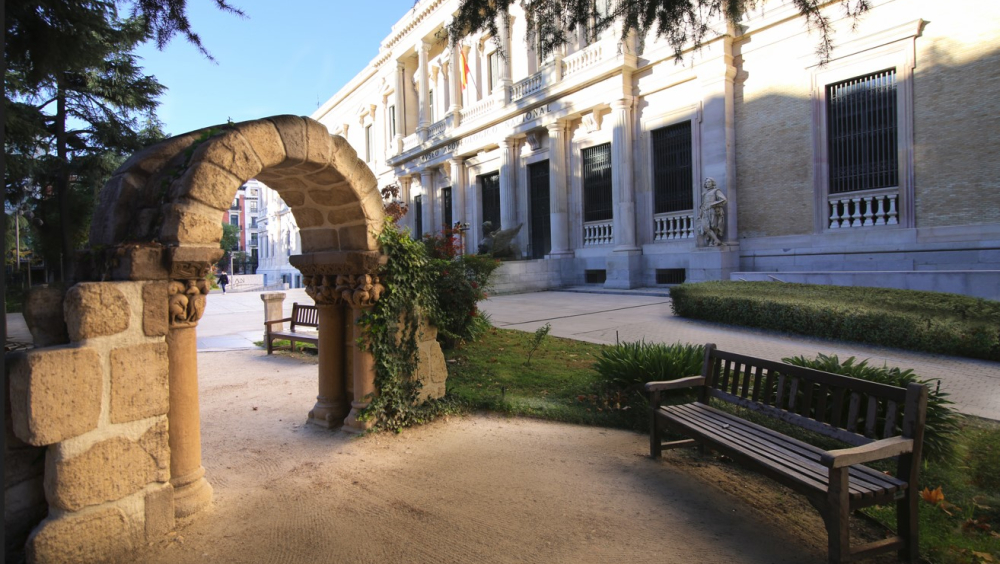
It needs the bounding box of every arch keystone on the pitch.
[189,128,264,184]
[231,119,286,168]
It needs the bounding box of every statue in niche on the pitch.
[478,221,523,259]
[698,177,728,247]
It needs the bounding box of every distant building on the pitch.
[255,179,303,288]
[300,0,998,299]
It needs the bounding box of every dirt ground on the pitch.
[136,349,895,564]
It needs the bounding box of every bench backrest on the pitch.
[289,303,319,330]
[700,344,926,447]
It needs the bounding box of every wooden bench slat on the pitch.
[865,395,880,438]
[761,368,777,406]
[674,402,905,491]
[846,392,861,433]
[664,404,904,498]
[711,350,910,402]
[829,388,846,428]
[883,401,898,439]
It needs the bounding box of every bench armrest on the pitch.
[264,318,292,326]
[820,436,914,468]
[644,376,705,393]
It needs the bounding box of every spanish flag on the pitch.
[461,49,470,90]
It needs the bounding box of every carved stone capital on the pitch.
[168,278,209,328]
[303,273,384,307]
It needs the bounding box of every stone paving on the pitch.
[7,287,998,419]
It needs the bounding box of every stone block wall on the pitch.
[7,281,175,564]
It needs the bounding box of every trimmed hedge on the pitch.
[670,282,1000,361]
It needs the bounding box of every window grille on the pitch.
[652,121,693,214]
[479,172,501,234]
[585,269,606,284]
[655,268,686,285]
[442,187,453,230]
[528,161,551,259]
[827,69,898,194]
[582,143,612,222]
[414,195,423,239]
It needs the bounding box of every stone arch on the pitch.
[8,116,446,564]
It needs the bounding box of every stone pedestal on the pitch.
[260,292,286,331]
[688,244,741,282]
[308,304,349,428]
[166,325,212,518]
[605,249,644,289]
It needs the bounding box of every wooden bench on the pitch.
[647,343,927,564]
[264,303,319,354]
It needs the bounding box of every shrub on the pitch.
[670,281,1000,361]
[595,341,705,389]
[968,425,1000,492]
[782,353,962,463]
[422,229,501,346]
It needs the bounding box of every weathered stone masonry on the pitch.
[6,115,449,563]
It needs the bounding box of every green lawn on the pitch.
[444,328,1000,564]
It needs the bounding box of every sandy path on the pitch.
[137,349,831,564]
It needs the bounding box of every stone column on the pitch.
[449,43,463,126]
[498,12,512,103]
[499,138,517,231]
[421,168,436,234]
[450,157,466,233]
[611,96,638,251]
[395,61,406,152]
[699,37,738,245]
[606,96,643,289]
[341,274,384,434]
[417,41,430,141]
[547,121,572,256]
[166,279,212,518]
[307,276,349,428]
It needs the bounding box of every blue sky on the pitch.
[135,0,419,136]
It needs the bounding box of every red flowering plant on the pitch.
[423,225,500,347]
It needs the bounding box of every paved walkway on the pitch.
[6,287,998,419]
[481,290,1000,421]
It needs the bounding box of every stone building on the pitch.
[255,179,305,288]
[308,0,1000,300]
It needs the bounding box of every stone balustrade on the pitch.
[427,119,447,140]
[460,95,501,123]
[828,188,899,229]
[511,71,543,102]
[562,42,605,77]
[401,133,421,153]
[583,220,613,246]
[653,211,694,241]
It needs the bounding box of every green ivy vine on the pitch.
[357,221,456,431]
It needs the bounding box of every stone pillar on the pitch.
[450,157,466,233]
[417,41,430,141]
[606,96,643,289]
[546,121,572,257]
[166,280,212,518]
[421,168,436,234]
[307,282,349,428]
[260,292,285,331]
[399,175,414,234]
[699,36,738,245]
[498,12,512,103]
[611,96,638,251]
[449,43,463,125]
[343,304,376,433]
[499,138,517,231]
[395,61,406,152]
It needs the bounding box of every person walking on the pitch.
[218,271,230,294]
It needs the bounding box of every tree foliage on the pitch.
[448,0,871,61]
[5,1,167,274]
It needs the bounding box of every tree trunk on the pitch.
[55,74,72,281]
